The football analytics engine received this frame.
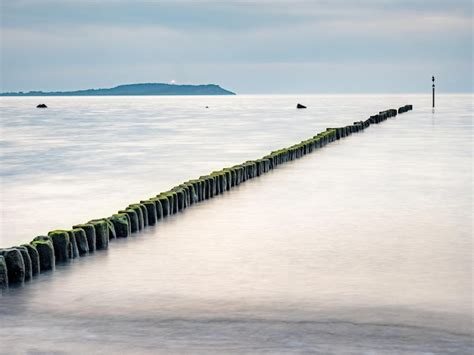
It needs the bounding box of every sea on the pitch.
[0,94,472,354]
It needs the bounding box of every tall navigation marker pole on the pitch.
[432,76,435,108]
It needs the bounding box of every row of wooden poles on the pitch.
[0,104,413,289]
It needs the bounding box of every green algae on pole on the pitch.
[73,224,97,252]
[15,246,33,281]
[119,209,140,233]
[21,244,40,276]
[1,104,413,289]
[128,205,146,231]
[156,196,169,217]
[140,201,158,226]
[153,197,166,219]
[109,213,131,238]
[66,230,79,258]
[0,248,25,284]
[47,230,72,263]
[87,220,109,250]
[71,228,89,255]
[105,218,117,240]
[31,237,55,271]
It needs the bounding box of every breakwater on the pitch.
[0,104,413,289]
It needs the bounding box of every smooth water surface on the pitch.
[0,94,472,354]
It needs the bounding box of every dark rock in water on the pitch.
[0,248,25,283]
[0,256,8,289]
[297,103,307,109]
[21,244,40,276]
[36,104,47,108]
[15,246,32,281]
[31,237,55,271]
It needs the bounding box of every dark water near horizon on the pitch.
[0,94,472,354]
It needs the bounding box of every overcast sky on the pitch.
[1,0,472,93]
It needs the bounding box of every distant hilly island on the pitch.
[0,83,236,96]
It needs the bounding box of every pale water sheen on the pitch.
[0,94,472,354]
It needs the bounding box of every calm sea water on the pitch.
[0,94,472,354]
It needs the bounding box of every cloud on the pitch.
[1,0,472,92]
[2,0,471,31]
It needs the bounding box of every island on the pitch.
[0,83,236,96]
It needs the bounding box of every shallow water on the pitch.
[0,94,472,354]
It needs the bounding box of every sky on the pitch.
[0,0,472,94]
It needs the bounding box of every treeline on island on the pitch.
[0,83,236,96]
